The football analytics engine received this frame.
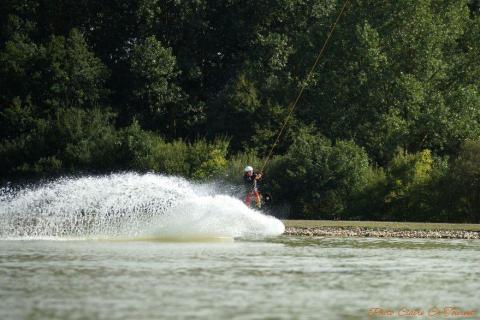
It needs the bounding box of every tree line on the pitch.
[1,0,480,222]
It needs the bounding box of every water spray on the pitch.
[0,173,285,240]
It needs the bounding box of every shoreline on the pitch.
[282,220,480,239]
[284,226,480,239]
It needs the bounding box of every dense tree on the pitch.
[445,140,480,222]
[127,36,184,133]
[266,129,371,219]
[301,0,480,163]
[0,28,108,110]
[1,0,480,221]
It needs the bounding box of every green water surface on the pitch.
[0,237,479,320]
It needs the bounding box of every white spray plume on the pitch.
[0,173,285,240]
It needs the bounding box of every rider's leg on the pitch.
[245,192,252,207]
[254,191,261,208]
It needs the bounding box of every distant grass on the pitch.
[283,220,480,231]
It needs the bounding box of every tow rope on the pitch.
[260,0,352,173]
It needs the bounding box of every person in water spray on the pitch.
[243,165,262,208]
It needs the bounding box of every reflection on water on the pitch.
[0,237,479,320]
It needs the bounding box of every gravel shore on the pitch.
[284,226,480,239]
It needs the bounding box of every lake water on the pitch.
[1,236,479,320]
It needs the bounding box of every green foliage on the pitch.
[33,156,63,174]
[350,149,453,222]
[153,140,190,176]
[0,28,108,111]
[208,72,261,150]
[42,29,109,110]
[118,122,228,179]
[1,1,480,222]
[53,108,118,170]
[189,138,229,180]
[267,130,371,219]
[384,149,435,220]
[346,166,388,220]
[118,120,161,171]
[118,121,190,175]
[445,140,480,222]
[129,36,181,113]
[305,0,480,162]
[0,101,49,176]
[0,106,118,177]
[125,35,199,136]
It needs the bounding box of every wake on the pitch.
[0,173,285,240]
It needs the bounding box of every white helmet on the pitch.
[244,165,253,172]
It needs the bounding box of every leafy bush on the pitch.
[118,121,162,171]
[153,140,190,176]
[54,108,119,170]
[188,138,229,180]
[444,140,480,222]
[383,149,434,220]
[359,149,454,222]
[118,122,229,180]
[346,166,388,220]
[267,130,372,219]
[0,106,118,177]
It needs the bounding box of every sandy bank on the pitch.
[284,226,480,239]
